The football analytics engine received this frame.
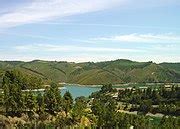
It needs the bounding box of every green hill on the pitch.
[160,63,180,74]
[0,59,179,85]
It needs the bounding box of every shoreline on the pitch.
[22,87,67,92]
[60,83,103,88]
[60,82,180,89]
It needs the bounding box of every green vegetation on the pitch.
[0,59,180,86]
[44,83,62,114]
[117,85,180,116]
[90,84,179,128]
[160,62,180,74]
[0,68,43,89]
[0,69,179,128]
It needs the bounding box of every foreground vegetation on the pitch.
[0,70,179,128]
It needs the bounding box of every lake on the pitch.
[61,84,101,99]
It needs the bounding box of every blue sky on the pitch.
[0,0,180,63]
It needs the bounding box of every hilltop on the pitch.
[0,59,180,85]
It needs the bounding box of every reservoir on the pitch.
[61,84,101,99]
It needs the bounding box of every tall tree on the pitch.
[100,84,113,93]
[24,90,37,112]
[71,96,87,121]
[44,83,62,114]
[62,91,73,115]
[36,93,45,113]
[91,94,117,127]
[2,70,24,116]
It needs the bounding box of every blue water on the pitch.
[61,85,101,99]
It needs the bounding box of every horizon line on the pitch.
[0,58,179,64]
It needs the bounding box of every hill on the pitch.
[0,59,180,85]
[160,63,180,74]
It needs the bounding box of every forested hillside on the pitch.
[0,59,179,85]
[160,63,180,74]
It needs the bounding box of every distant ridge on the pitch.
[0,59,180,85]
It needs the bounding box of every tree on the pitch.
[160,116,179,129]
[44,83,62,114]
[36,93,45,113]
[3,70,25,116]
[62,91,73,115]
[27,76,43,89]
[91,94,117,127]
[139,100,152,114]
[152,90,161,104]
[71,96,87,121]
[100,84,113,93]
[24,90,37,112]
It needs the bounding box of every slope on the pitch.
[0,59,179,85]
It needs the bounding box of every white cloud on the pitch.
[93,33,180,43]
[38,22,180,31]
[122,0,180,9]
[0,0,124,28]
[0,0,179,29]
[15,43,142,53]
[0,31,58,40]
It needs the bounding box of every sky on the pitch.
[0,0,180,63]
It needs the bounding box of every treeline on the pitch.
[0,70,179,128]
[117,85,180,115]
[2,70,43,89]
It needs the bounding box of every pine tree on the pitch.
[24,90,37,112]
[3,70,24,116]
[62,91,73,114]
[44,83,62,114]
[37,93,45,112]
